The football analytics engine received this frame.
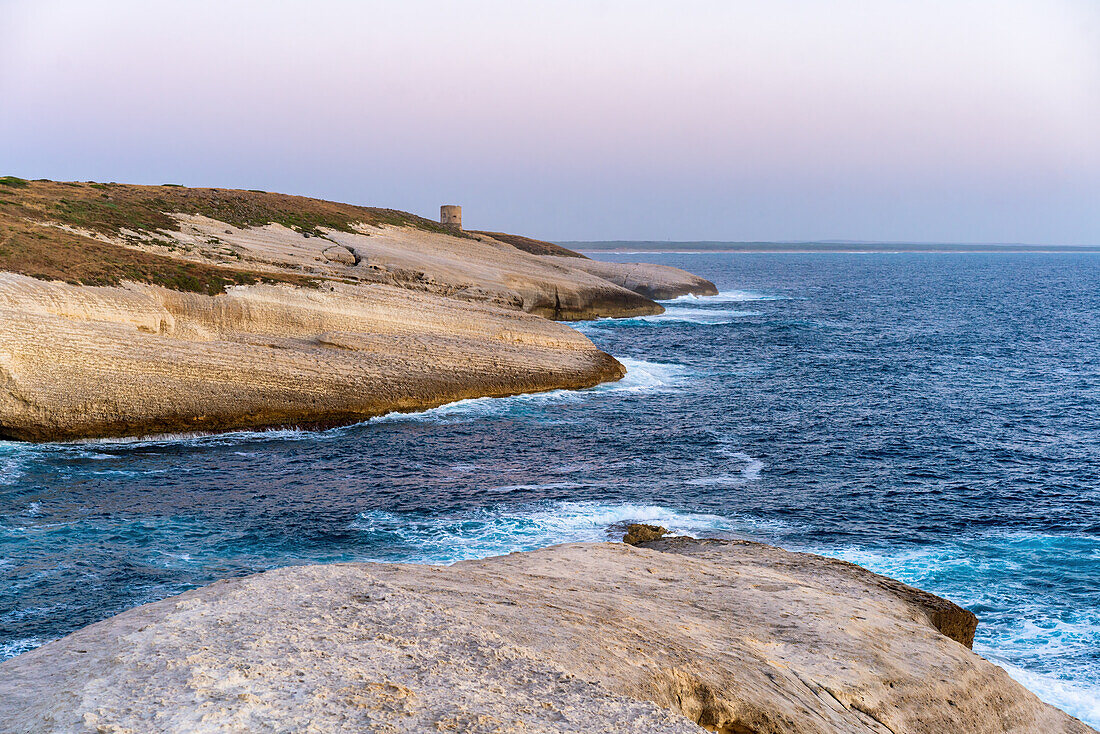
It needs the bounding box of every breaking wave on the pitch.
[659,290,791,303]
[350,501,759,565]
[368,357,692,425]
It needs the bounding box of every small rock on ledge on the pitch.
[622,523,669,545]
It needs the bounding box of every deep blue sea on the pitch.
[2,253,1098,725]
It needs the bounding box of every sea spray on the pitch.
[349,500,772,564]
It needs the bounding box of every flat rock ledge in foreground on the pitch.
[0,540,1092,734]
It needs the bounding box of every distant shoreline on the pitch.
[565,241,1100,254]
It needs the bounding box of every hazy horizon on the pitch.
[2,0,1098,244]
[561,239,1100,247]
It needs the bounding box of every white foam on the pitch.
[72,451,119,460]
[63,426,315,450]
[369,358,690,426]
[640,307,763,325]
[981,652,1100,728]
[700,433,767,483]
[88,468,169,477]
[0,442,35,486]
[734,454,764,480]
[487,481,591,493]
[350,501,752,564]
[576,306,763,328]
[613,358,693,391]
[0,637,42,661]
[687,451,765,486]
[659,290,790,304]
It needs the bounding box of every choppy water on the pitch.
[2,252,1098,725]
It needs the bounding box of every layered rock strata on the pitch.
[161,216,665,321]
[0,180,733,440]
[0,539,1091,734]
[0,273,622,441]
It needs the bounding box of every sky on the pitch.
[1,0,1098,243]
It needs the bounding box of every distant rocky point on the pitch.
[0,538,1090,733]
[0,179,716,441]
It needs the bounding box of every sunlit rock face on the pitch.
[0,273,624,441]
[0,540,1093,733]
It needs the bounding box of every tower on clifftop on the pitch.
[440,204,462,230]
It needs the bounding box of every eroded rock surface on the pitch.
[0,541,1090,734]
[0,181,669,321]
[542,255,719,300]
[0,182,731,440]
[134,215,667,321]
[621,522,669,545]
[0,273,623,441]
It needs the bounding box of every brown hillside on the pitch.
[0,177,462,294]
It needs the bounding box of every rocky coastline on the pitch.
[0,532,1092,733]
[5,180,1082,734]
[0,180,715,441]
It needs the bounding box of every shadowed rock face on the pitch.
[0,541,1091,734]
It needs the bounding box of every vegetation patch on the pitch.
[0,220,315,295]
[50,196,178,235]
[1,179,473,240]
[0,178,480,294]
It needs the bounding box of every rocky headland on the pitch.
[541,256,719,300]
[0,535,1091,734]
[4,179,1077,734]
[0,178,715,441]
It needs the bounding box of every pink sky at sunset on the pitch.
[2,0,1097,242]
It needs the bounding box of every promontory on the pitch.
[0,178,715,441]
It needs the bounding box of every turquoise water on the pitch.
[1,253,1098,725]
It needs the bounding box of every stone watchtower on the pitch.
[440,205,462,230]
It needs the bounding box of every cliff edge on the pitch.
[0,540,1090,734]
[0,179,720,440]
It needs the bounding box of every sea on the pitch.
[1,252,1097,726]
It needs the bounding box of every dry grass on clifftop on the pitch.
[0,177,466,294]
